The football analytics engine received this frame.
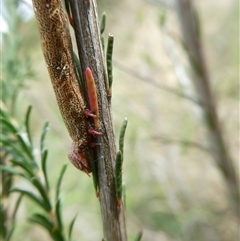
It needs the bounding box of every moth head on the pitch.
[68,144,91,176]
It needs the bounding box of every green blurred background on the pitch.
[1,0,239,240]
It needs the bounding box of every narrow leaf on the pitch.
[1,118,18,134]
[51,229,65,241]
[29,213,53,231]
[56,164,67,201]
[100,12,106,34]
[40,122,50,154]
[31,178,52,212]
[1,165,26,178]
[115,151,123,206]
[41,149,50,191]
[119,118,128,156]
[12,193,23,220]
[25,106,33,146]
[0,135,26,158]
[30,213,65,241]
[10,188,45,208]
[16,132,34,161]
[40,122,50,191]
[68,214,77,241]
[11,159,34,177]
[106,34,114,96]
[99,12,106,51]
[55,198,63,232]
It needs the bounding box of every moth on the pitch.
[32,0,99,174]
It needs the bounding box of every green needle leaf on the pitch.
[100,12,106,51]
[25,106,33,146]
[10,188,45,208]
[115,151,123,206]
[40,122,50,154]
[41,149,49,191]
[114,118,128,206]
[1,135,27,160]
[51,229,65,241]
[56,164,67,201]
[119,118,128,156]
[31,178,52,212]
[55,198,63,232]
[12,193,23,220]
[68,214,77,241]
[11,159,34,177]
[30,212,65,241]
[106,34,114,94]
[40,122,50,190]
[29,213,53,232]
[16,132,34,161]
[1,165,26,178]
[100,12,106,34]
[1,118,18,134]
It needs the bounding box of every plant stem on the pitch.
[175,0,239,213]
[69,1,128,240]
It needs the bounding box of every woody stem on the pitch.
[69,1,128,240]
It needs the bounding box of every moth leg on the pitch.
[88,126,102,136]
[84,109,96,118]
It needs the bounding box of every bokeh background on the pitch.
[1,0,239,240]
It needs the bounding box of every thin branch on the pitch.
[175,0,239,213]
[113,60,200,105]
[152,135,211,153]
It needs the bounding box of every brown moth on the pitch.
[32,0,91,174]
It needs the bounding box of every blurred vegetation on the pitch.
[1,1,79,241]
[1,0,34,115]
[1,0,239,241]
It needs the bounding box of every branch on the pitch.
[152,135,211,153]
[113,60,200,105]
[175,0,239,213]
[69,1,127,240]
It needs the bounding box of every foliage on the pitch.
[1,103,79,241]
[1,0,34,115]
[1,1,77,240]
